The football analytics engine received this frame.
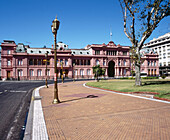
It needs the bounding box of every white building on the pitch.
[143,32,170,76]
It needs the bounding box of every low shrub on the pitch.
[142,77,158,79]
[161,74,166,79]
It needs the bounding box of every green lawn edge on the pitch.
[86,79,170,100]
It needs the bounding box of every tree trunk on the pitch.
[135,53,141,86]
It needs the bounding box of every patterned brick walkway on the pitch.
[39,81,170,140]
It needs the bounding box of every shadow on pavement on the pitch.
[61,95,98,103]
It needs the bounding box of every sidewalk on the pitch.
[35,81,170,139]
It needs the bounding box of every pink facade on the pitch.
[0,40,159,80]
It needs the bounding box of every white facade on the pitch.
[143,33,170,75]
[143,32,170,67]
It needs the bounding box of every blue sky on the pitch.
[0,0,169,49]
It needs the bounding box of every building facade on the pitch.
[0,49,1,79]
[143,32,170,76]
[0,40,159,80]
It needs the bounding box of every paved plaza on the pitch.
[38,80,170,140]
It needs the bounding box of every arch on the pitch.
[108,61,115,77]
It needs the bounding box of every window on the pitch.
[34,59,37,65]
[95,50,100,55]
[65,59,68,66]
[79,60,81,65]
[75,69,78,76]
[47,59,50,65]
[151,69,153,75]
[148,61,150,66]
[107,51,116,56]
[168,62,170,66]
[103,61,106,66]
[7,59,11,66]
[148,69,150,75]
[96,59,99,65]
[154,61,156,66]
[87,69,91,75]
[18,59,23,65]
[37,69,42,76]
[88,60,90,65]
[47,69,50,76]
[29,69,34,76]
[80,69,84,76]
[124,69,126,75]
[38,59,41,65]
[7,50,11,55]
[60,59,63,66]
[18,70,23,76]
[154,69,157,75]
[29,59,33,65]
[118,61,121,66]
[151,61,153,66]
[124,60,126,66]
[123,52,127,56]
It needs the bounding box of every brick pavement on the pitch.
[39,81,170,140]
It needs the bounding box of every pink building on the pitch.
[0,40,159,80]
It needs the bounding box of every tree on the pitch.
[92,65,106,82]
[118,0,169,86]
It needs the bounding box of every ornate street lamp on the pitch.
[45,51,49,88]
[51,16,60,104]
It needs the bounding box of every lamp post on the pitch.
[73,63,75,82]
[45,51,49,88]
[51,16,60,104]
[61,61,64,83]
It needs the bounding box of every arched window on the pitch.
[148,69,150,76]
[154,69,156,76]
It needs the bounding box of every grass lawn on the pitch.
[86,79,170,99]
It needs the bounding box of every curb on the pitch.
[24,86,49,140]
[83,83,170,104]
[23,90,35,140]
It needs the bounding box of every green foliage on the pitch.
[141,77,158,79]
[92,65,106,81]
[161,74,166,79]
[119,77,135,80]
[155,93,170,100]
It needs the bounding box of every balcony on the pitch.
[1,64,13,69]
[1,53,13,57]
